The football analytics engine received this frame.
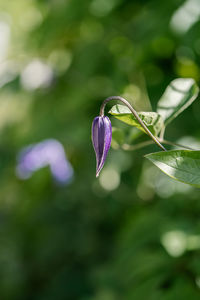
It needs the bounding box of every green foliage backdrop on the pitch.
[0,0,199,299]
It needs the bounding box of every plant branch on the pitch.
[120,139,196,151]
[161,139,196,150]
[121,140,154,151]
[100,96,166,151]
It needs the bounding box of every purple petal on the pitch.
[92,116,112,177]
[16,139,74,185]
[92,117,104,170]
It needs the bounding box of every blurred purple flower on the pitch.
[92,116,112,177]
[16,139,74,185]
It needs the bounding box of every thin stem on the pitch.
[161,139,195,151]
[121,139,195,151]
[122,140,154,151]
[100,96,166,151]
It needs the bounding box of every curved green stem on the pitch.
[161,139,195,150]
[100,96,166,151]
[121,139,195,151]
[121,140,154,151]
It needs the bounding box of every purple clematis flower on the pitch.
[92,116,112,177]
[16,139,74,185]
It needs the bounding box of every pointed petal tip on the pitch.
[96,168,100,177]
[96,162,104,177]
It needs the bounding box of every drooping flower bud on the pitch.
[92,116,112,177]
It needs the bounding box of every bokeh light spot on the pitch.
[99,167,120,191]
[161,230,187,257]
[20,59,54,90]
[48,49,72,75]
[90,0,119,17]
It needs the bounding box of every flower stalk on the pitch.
[92,96,167,177]
[100,96,166,151]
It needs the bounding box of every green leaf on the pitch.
[109,104,164,136]
[157,78,199,126]
[145,150,200,187]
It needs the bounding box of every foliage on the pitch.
[109,104,164,136]
[146,150,200,187]
[157,78,199,126]
[109,78,199,186]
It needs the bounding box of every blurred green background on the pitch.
[0,0,200,299]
